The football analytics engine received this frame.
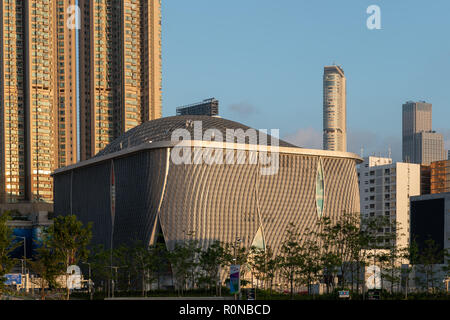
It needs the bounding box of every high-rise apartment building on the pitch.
[0,0,78,203]
[358,156,421,250]
[323,65,346,152]
[79,0,162,160]
[0,0,162,203]
[402,101,445,165]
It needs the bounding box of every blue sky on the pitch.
[161,0,450,160]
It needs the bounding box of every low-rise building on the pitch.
[358,156,421,251]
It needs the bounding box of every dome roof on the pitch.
[95,115,298,157]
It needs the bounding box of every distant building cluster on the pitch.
[402,101,445,165]
[356,101,448,287]
[321,65,449,288]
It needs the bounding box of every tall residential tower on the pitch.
[0,0,162,203]
[79,0,162,160]
[0,0,78,203]
[323,65,346,152]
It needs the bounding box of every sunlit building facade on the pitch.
[79,0,162,160]
[0,0,162,203]
[358,156,421,250]
[0,0,78,203]
[53,116,362,286]
[430,160,450,194]
[323,65,346,152]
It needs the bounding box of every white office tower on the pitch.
[358,156,421,252]
[323,65,346,152]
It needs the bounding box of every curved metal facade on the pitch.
[54,146,360,261]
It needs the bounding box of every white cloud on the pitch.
[283,127,322,149]
[283,127,402,161]
[436,128,450,152]
[228,102,259,117]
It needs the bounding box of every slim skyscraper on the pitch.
[323,65,346,152]
[79,0,162,160]
[402,101,444,165]
[0,0,78,203]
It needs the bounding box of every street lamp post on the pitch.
[233,237,241,301]
[15,236,27,293]
[106,265,127,298]
[82,262,93,300]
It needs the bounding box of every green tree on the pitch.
[131,242,158,296]
[400,240,419,299]
[168,240,200,296]
[88,244,114,296]
[153,242,170,291]
[29,241,64,300]
[0,212,19,296]
[112,244,132,292]
[248,246,277,291]
[300,236,322,296]
[198,241,226,295]
[44,215,92,300]
[278,223,304,299]
[415,237,444,293]
[265,253,281,296]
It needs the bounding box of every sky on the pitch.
[161,0,450,161]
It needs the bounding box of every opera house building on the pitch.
[53,115,362,258]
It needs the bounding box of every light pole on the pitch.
[82,262,93,300]
[182,229,196,290]
[106,265,127,298]
[233,237,241,301]
[15,236,27,293]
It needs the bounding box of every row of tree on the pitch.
[85,213,450,298]
[1,211,449,299]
